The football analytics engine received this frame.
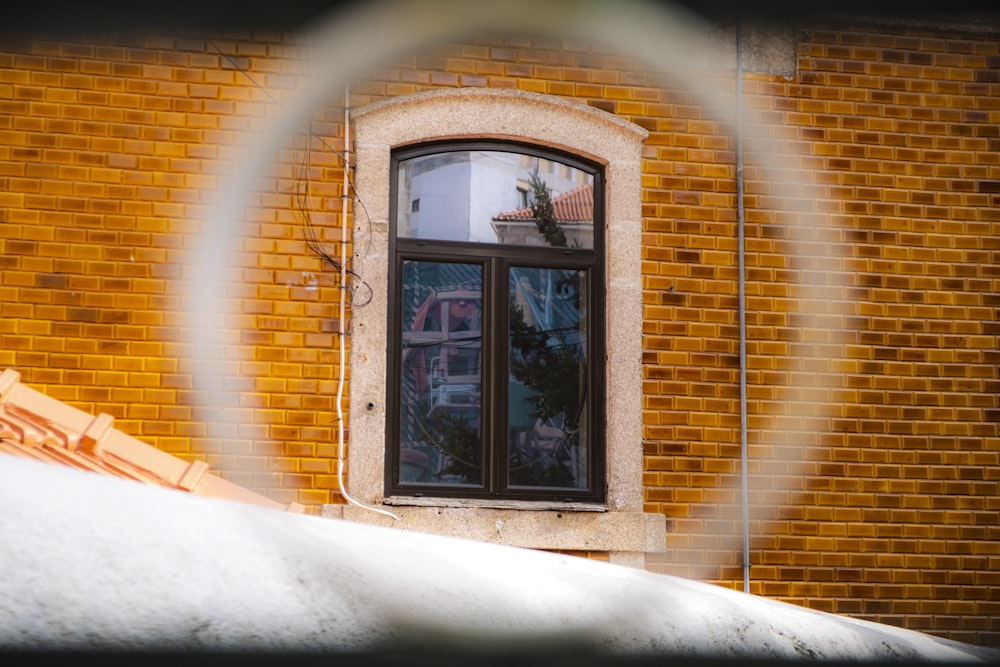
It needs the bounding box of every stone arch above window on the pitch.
[327,88,663,567]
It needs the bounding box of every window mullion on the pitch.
[484,256,505,494]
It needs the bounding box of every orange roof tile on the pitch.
[0,368,304,513]
[493,182,594,223]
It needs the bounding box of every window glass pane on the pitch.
[397,151,594,248]
[507,266,588,489]
[398,260,484,487]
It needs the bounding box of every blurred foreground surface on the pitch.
[1,457,997,664]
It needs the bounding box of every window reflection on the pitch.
[390,143,602,501]
[397,151,594,248]
[398,260,483,487]
[508,267,588,489]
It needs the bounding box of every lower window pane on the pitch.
[508,266,588,489]
[398,260,483,487]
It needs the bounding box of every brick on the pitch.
[1,24,997,648]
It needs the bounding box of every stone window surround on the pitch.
[321,87,665,567]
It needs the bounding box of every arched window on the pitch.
[338,89,663,567]
[387,142,605,502]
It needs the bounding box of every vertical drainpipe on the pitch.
[736,22,750,595]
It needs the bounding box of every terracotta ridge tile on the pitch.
[0,368,305,514]
[80,413,115,453]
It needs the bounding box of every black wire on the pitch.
[208,38,374,307]
[295,125,374,308]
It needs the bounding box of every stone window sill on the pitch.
[321,501,665,568]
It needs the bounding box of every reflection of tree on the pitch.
[529,175,567,248]
[509,304,582,432]
[508,270,585,488]
[508,177,586,489]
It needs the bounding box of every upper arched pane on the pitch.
[396,149,595,249]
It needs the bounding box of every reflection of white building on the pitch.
[396,151,591,244]
[492,181,594,248]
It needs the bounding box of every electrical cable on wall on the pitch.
[294,124,374,307]
[211,39,393,520]
[334,84,400,522]
[211,38,374,306]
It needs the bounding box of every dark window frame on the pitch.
[385,140,607,503]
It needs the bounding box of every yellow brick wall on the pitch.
[0,32,351,508]
[1,20,997,647]
[639,23,1000,646]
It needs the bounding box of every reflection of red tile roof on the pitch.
[493,182,593,223]
[0,368,304,513]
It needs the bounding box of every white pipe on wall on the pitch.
[335,86,399,522]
